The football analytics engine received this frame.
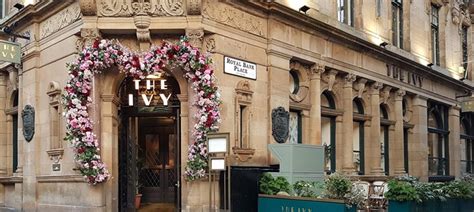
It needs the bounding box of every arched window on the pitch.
[321,91,336,173]
[427,102,449,177]
[380,105,390,175]
[461,114,474,175]
[353,98,365,175]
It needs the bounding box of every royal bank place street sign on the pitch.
[224,56,257,80]
[0,40,21,64]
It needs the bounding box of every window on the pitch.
[462,26,468,75]
[322,91,337,173]
[431,5,440,66]
[380,105,390,175]
[289,110,302,144]
[427,102,449,176]
[392,0,403,48]
[0,0,4,19]
[402,98,409,173]
[461,114,474,175]
[337,0,354,26]
[12,90,18,173]
[353,98,365,175]
[289,70,300,94]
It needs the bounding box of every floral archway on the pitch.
[63,38,221,185]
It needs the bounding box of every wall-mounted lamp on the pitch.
[299,5,310,14]
[379,42,388,48]
[3,21,30,40]
[13,3,24,10]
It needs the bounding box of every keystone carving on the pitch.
[354,78,367,98]
[381,86,392,105]
[323,70,338,91]
[77,28,102,51]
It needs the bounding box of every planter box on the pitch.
[258,194,356,212]
[389,199,474,212]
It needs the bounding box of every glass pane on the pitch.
[461,138,467,174]
[461,121,466,135]
[428,111,438,128]
[289,111,299,144]
[321,93,330,108]
[322,116,332,171]
[353,122,360,172]
[380,127,386,173]
[428,132,438,175]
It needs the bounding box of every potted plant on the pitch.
[258,172,361,212]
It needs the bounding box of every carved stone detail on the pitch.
[99,0,185,17]
[22,105,35,142]
[354,78,367,98]
[344,73,357,87]
[46,149,64,164]
[40,3,82,39]
[80,0,97,16]
[202,0,266,37]
[77,28,102,51]
[47,81,62,106]
[236,80,253,104]
[380,86,392,104]
[187,0,202,15]
[310,64,325,79]
[271,107,289,144]
[134,15,151,43]
[396,89,406,100]
[451,0,471,28]
[185,28,204,49]
[204,37,215,53]
[322,70,338,91]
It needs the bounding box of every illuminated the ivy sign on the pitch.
[128,79,172,106]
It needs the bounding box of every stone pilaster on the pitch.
[393,89,406,176]
[448,105,461,177]
[369,82,384,175]
[309,64,325,145]
[0,72,6,175]
[342,73,356,174]
[410,95,428,180]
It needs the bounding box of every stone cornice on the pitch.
[36,174,85,183]
[0,176,23,184]
[231,1,473,94]
[0,0,75,32]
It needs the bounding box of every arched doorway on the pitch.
[117,73,182,211]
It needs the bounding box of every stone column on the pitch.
[369,82,384,175]
[342,74,356,174]
[0,72,6,175]
[392,89,406,175]
[448,106,461,178]
[100,94,120,211]
[410,95,428,180]
[309,64,325,145]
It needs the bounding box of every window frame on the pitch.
[353,98,365,175]
[427,102,449,177]
[380,105,390,175]
[337,0,354,26]
[321,91,337,173]
[431,5,440,66]
[460,114,474,174]
[391,0,403,48]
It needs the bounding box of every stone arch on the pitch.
[321,88,340,110]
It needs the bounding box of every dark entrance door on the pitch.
[118,76,181,211]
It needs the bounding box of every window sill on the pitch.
[0,176,23,184]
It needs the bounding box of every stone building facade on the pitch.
[0,0,473,211]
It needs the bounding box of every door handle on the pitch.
[175,182,180,187]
